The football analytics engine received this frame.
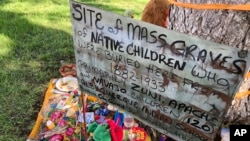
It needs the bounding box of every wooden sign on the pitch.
[69,0,250,140]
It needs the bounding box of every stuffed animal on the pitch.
[141,0,170,27]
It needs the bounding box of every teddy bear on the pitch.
[141,0,170,28]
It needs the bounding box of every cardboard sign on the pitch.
[69,0,250,140]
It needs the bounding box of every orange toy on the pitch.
[141,0,170,28]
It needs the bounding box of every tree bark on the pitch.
[168,0,250,128]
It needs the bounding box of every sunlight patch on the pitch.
[0,34,13,58]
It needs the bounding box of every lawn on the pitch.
[0,0,147,140]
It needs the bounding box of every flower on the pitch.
[58,119,67,127]
[50,111,63,121]
[49,134,64,141]
[66,127,75,136]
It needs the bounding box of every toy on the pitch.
[141,0,170,27]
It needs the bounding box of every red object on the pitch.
[107,120,123,141]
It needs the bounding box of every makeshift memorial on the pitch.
[28,66,156,141]
[70,0,250,140]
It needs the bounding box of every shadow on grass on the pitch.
[0,0,142,140]
[0,1,124,139]
[0,9,75,140]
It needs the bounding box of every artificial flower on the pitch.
[66,127,75,136]
[58,119,67,127]
[50,111,63,121]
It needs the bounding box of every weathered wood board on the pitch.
[69,0,250,140]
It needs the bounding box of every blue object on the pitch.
[95,106,109,116]
[113,111,124,127]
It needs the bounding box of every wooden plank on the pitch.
[69,0,250,140]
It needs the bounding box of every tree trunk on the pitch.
[168,0,250,130]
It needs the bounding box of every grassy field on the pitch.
[0,0,147,140]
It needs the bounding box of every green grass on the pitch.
[0,0,147,140]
